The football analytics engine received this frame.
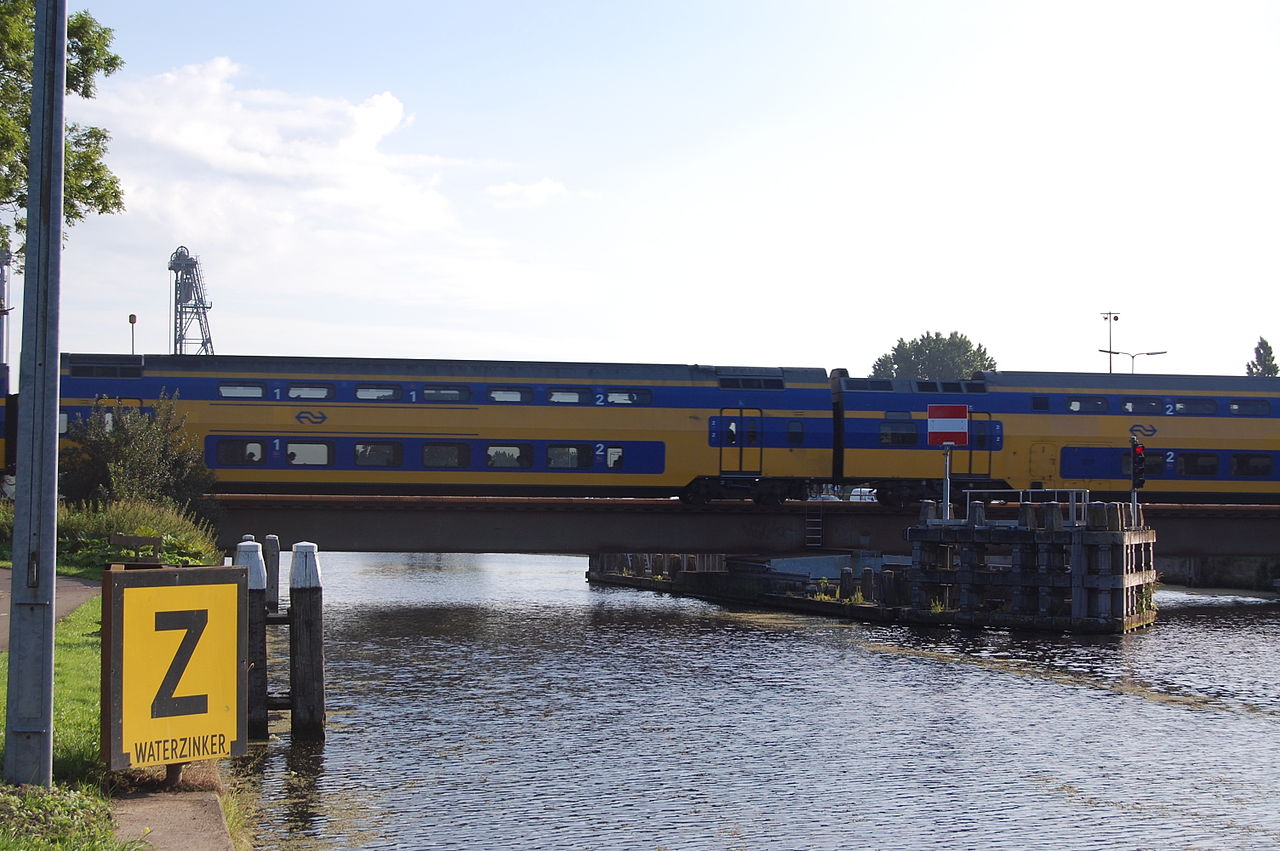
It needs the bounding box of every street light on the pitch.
[1101,312,1120,373]
[1098,349,1167,374]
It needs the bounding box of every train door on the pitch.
[719,408,763,474]
[1030,442,1056,487]
[960,412,995,479]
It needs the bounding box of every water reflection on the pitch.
[237,553,1280,850]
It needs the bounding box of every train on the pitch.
[2,352,1277,505]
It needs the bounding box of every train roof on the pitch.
[978,370,1280,394]
[61,353,832,383]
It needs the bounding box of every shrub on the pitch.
[58,393,217,522]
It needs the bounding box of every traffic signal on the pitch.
[1131,441,1146,489]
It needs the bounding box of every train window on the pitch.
[963,382,986,393]
[486,444,533,468]
[606,446,624,469]
[548,387,590,404]
[547,444,594,469]
[969,421,990,450]
[1175,452,1218,476]
[1229,399,1270,417]
[488,387,533,403]
[287,384,334,400]
[1231,453,1272,477]
[355,442,403,467]
[1067,396,1107,413]
[915,381,939,393]
[788,421,804,445]
[879,421,918,446]
[355,384,403,401]
[217,440,265,465]
[606,389,652,405]
[422,385,471,402]
[1174,398,1217,415]
[422,442,470,468]
[219,383,265,399]
[719,377,784,389]
[285,442,332,466]
[1032,397,1049,411]
[1123,398,1161,414]
[940,381,963,393]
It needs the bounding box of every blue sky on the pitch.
[13,1,1279,376]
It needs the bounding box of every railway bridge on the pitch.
[214,495,1280,590]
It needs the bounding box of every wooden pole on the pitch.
[264,535,281,613]
[289,542,326,741]
[236,540,268,740]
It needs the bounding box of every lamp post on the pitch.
[1101,312,1120,373]
[1098,349,1167,374]
[128,313,136,355]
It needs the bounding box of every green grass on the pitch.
[0,599,145,849]
[0,500,221,580]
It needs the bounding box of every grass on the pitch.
[0,499,228,849]
[0,600,145,850]
[0,500,221,580]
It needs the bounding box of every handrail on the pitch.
[961,488,1092,526]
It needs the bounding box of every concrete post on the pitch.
[290,542,326,741]
[3,0,67,788]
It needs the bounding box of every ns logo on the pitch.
[1128,424,1158,438]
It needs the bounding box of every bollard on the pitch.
[235,540,269,740]
[290,542,326,741]
[264,535,281,613]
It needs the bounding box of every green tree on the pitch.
[1246,337,1278,377]
[0,2,124,250]
[59,394,216,519]
[870,331,997,380]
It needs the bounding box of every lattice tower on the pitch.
[169,245,214,355]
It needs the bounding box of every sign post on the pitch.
[927,404,970,520]
[101,565,247,774]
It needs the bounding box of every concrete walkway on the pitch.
[0,565,100,651]
[0,567,236,850]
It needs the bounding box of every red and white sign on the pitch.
[927,404,969,446]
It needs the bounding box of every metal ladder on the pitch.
[804,508,824,549]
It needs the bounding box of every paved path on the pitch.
[0,566,236,850]
[0,566,101,651]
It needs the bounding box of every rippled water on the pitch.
[235,552,1280,850]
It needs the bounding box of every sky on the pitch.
[6,0,1280,377]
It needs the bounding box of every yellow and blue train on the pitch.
[4,353,1277,505]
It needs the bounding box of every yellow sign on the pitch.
[102,566,247,770]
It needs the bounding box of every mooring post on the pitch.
[264,535,281,613]
[235,540,268,740]
[289,542,326,741]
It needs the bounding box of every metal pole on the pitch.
[942,443,953,520]
[5,0,67,787]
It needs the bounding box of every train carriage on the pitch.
[57,353,836,503]
[837,370,1280,504]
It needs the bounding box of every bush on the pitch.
[58,393,217,523]
[0,500,221,578]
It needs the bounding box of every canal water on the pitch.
[236,552,1280,850]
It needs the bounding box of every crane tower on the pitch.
[169,245,214,355]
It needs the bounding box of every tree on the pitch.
[0,2,124,251]
[59,394,216,519]
[870,331,997,380]
[1246,337,1278,377]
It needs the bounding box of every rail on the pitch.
[960,488,1092,526]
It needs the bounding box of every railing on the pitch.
[960,489,1093,526]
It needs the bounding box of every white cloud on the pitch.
[484,178,569,209]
